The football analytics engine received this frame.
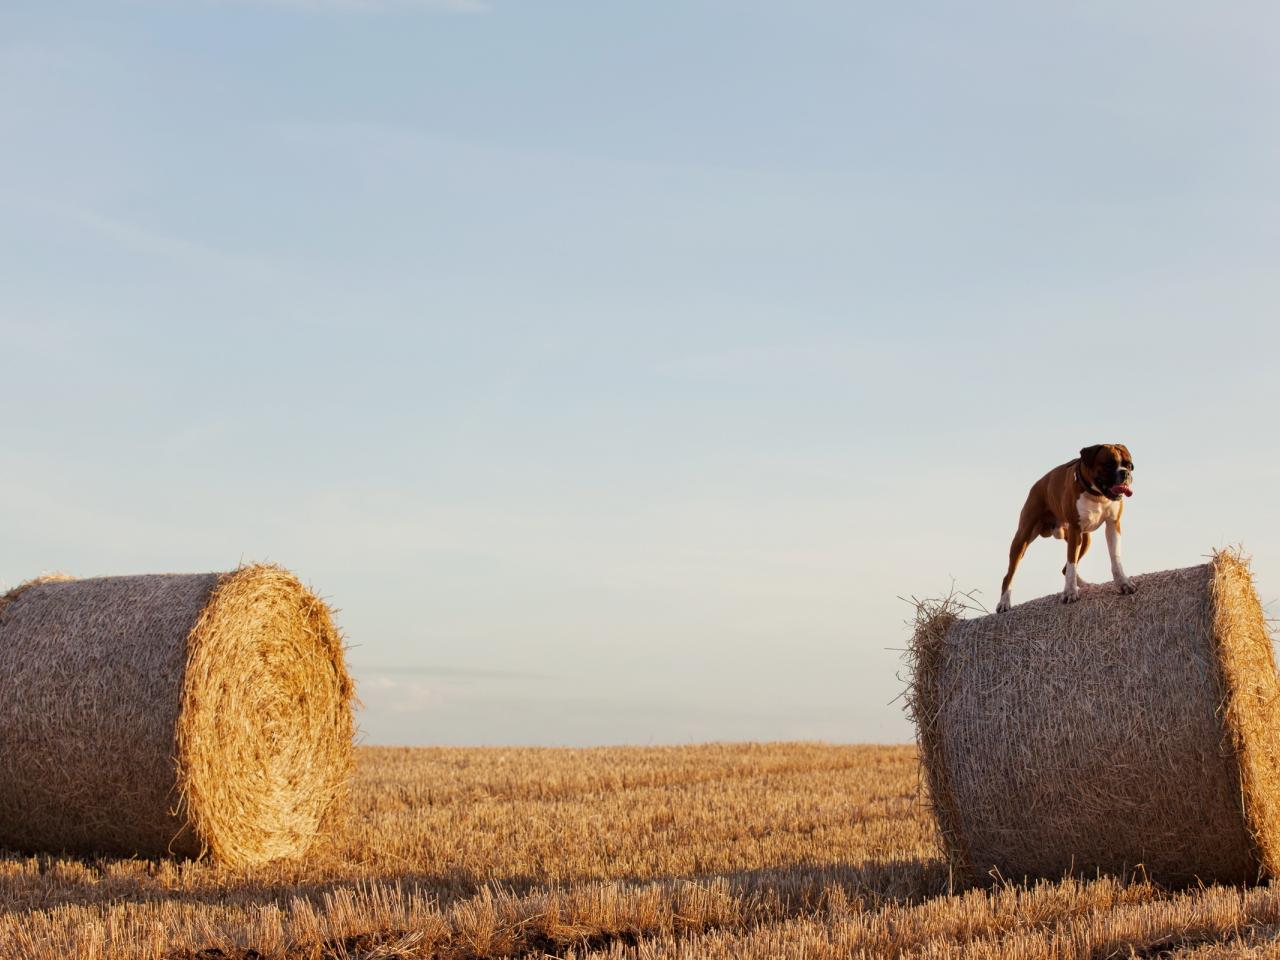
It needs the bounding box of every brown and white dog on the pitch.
[996,444,1136,613]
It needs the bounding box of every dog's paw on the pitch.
[1061,588,1081,604]
[1117,579,1137,595]
[996,591,1012,613]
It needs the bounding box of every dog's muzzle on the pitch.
[1110,469,1133,499]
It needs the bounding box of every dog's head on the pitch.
[1080,443,1134,500]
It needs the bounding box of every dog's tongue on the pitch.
[1110,484,1133,498]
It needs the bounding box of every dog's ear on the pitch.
[1114,443,1133,466]
[1079,445,1103,469]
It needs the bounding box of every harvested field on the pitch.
[4,743,1280,959]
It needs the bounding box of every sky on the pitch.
[1,1,1277,746]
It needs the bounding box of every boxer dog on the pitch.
[996,444,1135,613]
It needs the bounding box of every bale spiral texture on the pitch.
[0,565,354,865]
[907,550,1280,884]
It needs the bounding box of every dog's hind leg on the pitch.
[1062,531,1090,586]
[998,521,1036,613]
[1062,524,1084,603]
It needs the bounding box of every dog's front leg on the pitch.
[1062,524,1083,603]
[1105,519,1136,595]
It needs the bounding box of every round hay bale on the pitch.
[0,565,354,865]
[906,550,1280,884]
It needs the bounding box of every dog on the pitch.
[996,444,1136,613]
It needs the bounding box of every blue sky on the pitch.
[1,1,1277,745]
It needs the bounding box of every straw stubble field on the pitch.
[6,742,1280,959]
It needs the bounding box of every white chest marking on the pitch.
[1076,492,1120,532]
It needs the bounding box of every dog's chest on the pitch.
[1076,493,1119,532]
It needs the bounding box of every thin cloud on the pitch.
[223,0,490,12]
[359,676,437,713]
[2,193,271,279]
[352,664,549,680]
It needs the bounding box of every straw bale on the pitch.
[906,550,1280,884]
[0,565,354,865]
